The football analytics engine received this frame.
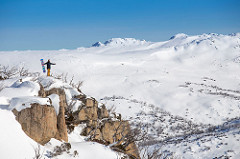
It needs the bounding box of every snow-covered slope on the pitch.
[0,109,39,159]
[1,33,240,158]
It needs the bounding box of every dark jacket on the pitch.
[44,61,56,69]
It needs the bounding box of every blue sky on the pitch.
[0,0,239,50]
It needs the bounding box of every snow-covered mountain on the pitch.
[1,33,240,158]
[93,33,240,52]
[92,38,148,47]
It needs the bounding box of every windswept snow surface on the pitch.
[1,33,240,158]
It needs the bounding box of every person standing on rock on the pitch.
[44,59,56,76]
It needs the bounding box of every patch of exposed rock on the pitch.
[44,88,68,142]
[12,104,60,145]
[13,82,139,158]
[13,86,68,145]
[70,95,140,159]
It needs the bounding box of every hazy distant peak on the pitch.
[104,38,146,44]
[92,38,148,47]
[92,42,104,47]
[228,33,240,37]
[169,33,188,40]
[207,33,220,36]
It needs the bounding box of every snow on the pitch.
[9,96,50,111]
[0,33,240,158]
[44,138,121,159]
[69,142,119,159]
[0,80,40,99]
[0,109,40,159]
[169,33,188,40]
[92,38,148,48]
[48,94,60,115]
[159,120,240,159]
[103,38,148,46]
[0,78,51,112]
[43,124,122,159]
[38,75,82,112]
[38,76,67,90]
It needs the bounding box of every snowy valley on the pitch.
[0,33,240,159]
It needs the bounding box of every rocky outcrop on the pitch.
[72,96,140,158]
[38,83,46,97]
[13,86,68,145]
[78,98,98,122]
[43,87,68,142]
[14,82,139,158]
[12,104,58,145]
[55,104,68,142]
[45,88,67,108]
[81,120,139,158]
[101,121,139,159]
[44,88,68,142]
[98,104,109,119]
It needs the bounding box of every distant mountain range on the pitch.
[91,33,240,52]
